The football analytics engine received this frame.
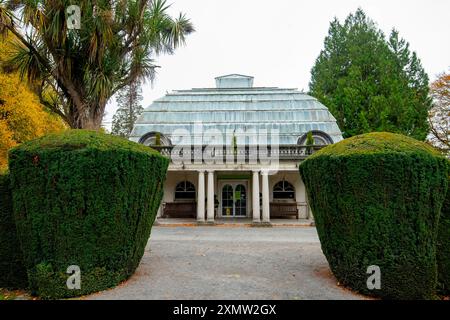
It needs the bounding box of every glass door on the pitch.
[234,184,247,217]
[221,184,234,217]
[220,182,247,217]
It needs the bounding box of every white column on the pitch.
[156,204,163,218]
[305,188,310,220]
[252,170,260,222]
[261,170,270,223]
[197,171,205,222]
[207,170,215,222]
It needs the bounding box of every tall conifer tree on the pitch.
[310,9,431,140]
[111,82,143,138]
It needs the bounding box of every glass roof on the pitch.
[130,76,343,145]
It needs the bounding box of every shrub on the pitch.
[299,132,448,299]
[437,172,450,295]
[8,130,169,298]
[0,172,28,289]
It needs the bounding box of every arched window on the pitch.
[297,130,333,146]
[175,181,196,200]
[139,132,171,146]
[273,181,295,200]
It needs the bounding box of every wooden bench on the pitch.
[163,202,197,218]
[270,202,298,219]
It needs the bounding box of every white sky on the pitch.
[103,0,450,127]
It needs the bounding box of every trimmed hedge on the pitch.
[0,172,28,289]
[8,130,169,299]
[299,132,448,299]
[437,173,450,295]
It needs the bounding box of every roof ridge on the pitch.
[214,74,254,79]
[171,87,300,93]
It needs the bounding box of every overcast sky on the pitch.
[103,0,450,127]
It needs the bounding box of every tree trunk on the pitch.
[69,102,106,130]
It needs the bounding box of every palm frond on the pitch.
[169,12,194,49]
[7,34,49,82]
[1,0,194,129]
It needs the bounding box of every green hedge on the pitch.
[299,132,448,299]
[8,130,169,299]
[437,173,450,295]
[0,172,28,289]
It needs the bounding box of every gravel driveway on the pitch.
[86,226,364,300]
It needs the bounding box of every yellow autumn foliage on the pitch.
[0,120,16,170]
[0,33,65,170]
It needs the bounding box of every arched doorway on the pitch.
[220,183,247,217]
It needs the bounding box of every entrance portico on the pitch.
[157,162,311,224]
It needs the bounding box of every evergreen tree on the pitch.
[310,9,431,140]
[306,131,315,146]
[306,131,314,154]
[111,82,144,138]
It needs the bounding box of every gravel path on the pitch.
[86,226,364,300]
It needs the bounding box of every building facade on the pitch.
[130,74,343,223]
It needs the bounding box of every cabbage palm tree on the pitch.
[0,0,194,129]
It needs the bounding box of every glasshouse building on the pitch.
[130,74,343,223]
